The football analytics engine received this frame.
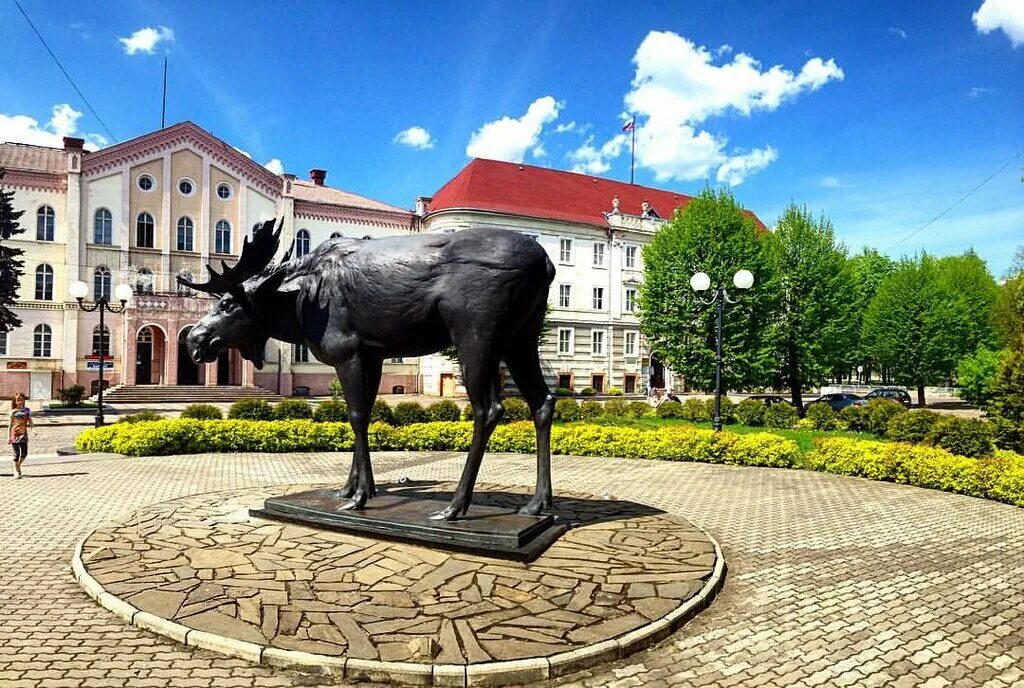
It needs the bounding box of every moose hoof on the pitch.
[428,505,460,522]
[518,498,550,517]
[336,491,369,511]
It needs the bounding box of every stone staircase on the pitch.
[96,384,282,404]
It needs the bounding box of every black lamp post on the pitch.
[69,280,133,427]
[690,269,754,431]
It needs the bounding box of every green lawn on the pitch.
[561,416,883,452]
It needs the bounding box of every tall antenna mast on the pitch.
[161,57,168,129]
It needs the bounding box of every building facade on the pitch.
[0,122,417,399]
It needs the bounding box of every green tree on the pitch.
[768,205,856,412]
[988,349,1024,452]
[955,346,1004,408]
[935,250,998,355]
[0,167,27,332]
[639,188,779,392]
[847,248,895,381]
[993,247,1023,350]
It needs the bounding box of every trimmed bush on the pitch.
[735,398,766,427]
[181,404,222,420]
[370,399,394,424]
[501,398,531,422]
[764,402,798,429]
[272,399,313,420]
[603,399,629,417]
[656,401,684,419]
[804,402,837,431]
[681,398,711,422]
[118,411,164,423]
[886,410,939,444]
[607,387,624,396]
[863,398,906,436]
[392,402,429,426]
[58,385,86,408]
[580,400,603,420]
[329,378,344,401]
[427,400,462,423]
[579,387,597,396]
[839,405,868,432]
[554,387,572,397]
[925,416,995,458]
[228,399,272,421]
[554,398,581,422]
[627,401,651,418]
[461,403,474,421]
[717,398,736,424]
[313,399,348,422]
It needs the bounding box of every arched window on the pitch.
[33,324,52,357]
[36,206,55,241]
[138,326,153,343]
[177,270,194,296]
[35,264,54,300]
[176,217,194,251]
[136,268,154,294]
[92,325,111,357]
[295,229,310,258]
[94,208,113,244]
[215,220,232,254]
[136,212,155,248]
[93,266,112,301]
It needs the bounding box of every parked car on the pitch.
[746,394,793,406]
[856,387,912,407]
[804,393,863,412]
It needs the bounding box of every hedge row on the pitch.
[75,419,1024,508]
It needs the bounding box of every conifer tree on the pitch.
[0,167,26,332]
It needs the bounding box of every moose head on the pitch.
[178,218,286,368]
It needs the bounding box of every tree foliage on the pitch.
[955,346,1005,408]
[768,204,856,410]
[846,247,895,376]
[639,188,778,392]
[0,167,27,332]
[993,247,1024,350]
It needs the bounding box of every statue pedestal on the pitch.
[250,485,569,561]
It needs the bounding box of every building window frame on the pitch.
[35,264,54,300]
[559,238,573,264]
[177,177,196,197]
[136,212,155,248]
[592,241,605,268]
[137,173,155,192]
[295,229,311,258]
[93,208,113,245]
[92,325,111,357]
[557,327,574,356]
[592,286,604,310]
[216,183,233,200]
[33,324,52,358]
[294,343,310,363]
[176,217,195,252]
[624,330,638,357]
[558,284,571,309]
[215,219,232,254]
[136,268,154,294]
[624,287,637,313]
[591,330,605,356]
[0,330,7,356]
[36,205,55,241]
[94,266,112,301]
[624,244,638,269]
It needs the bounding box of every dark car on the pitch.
[805,393,863,412]
[746,394,792,406]
[858,387,913,407]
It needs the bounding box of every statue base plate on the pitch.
[250,485,569,561]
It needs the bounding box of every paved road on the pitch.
[1,450,1021,687]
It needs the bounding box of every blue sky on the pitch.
[1,0,1022,275]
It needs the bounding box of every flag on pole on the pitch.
[622,119,635,132]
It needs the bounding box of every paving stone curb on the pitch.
[72,517,725,686]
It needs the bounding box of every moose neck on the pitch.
[259,289,306,345]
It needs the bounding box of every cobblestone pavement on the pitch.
[2,450,1023,687]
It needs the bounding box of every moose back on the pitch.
[180,219,558,521]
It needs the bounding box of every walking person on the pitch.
[8,393,32,479]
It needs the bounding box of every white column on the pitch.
[200,157,211,265]
[237,180,248,253]
[160,155,172,290]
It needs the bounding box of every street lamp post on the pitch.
[690,269,754,431]
[69,280,133,427]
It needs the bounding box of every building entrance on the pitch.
[136,327,154,384]
[177,328,199,385]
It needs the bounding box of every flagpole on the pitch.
[630,113,636,184]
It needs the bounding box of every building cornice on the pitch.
[294,200,419,232]
[423,207,608,235]
[81,122,282,198]
[0,170,67,193]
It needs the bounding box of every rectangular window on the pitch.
[558,284,571,308]
[557,328,573,355]
[557,373,572,390]
[592,330,605,355]
[592,242,605,267]
[390,357,404,363]
[0,331,7,355]
[559,238,573,263]
[625,245,638,269]
[592,287,604,310]
[625,288,637,313]
[625,331,638,356]
[294,344,309,363]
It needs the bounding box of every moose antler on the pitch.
[177,218,282,294]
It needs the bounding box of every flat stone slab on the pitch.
[74,481,724,686]
[252,485,568,560]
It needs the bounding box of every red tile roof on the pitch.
[292,179,409,213]
[0,143,66,173]
[428,158,765,229]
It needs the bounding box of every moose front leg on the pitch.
[335,357,383,511]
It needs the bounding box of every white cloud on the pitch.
[233,146,252,159]
[605,31,842,184]
[466,96,562,162]
[715,147,778,186]
[555,121,577,133]
[568,134,628,175]
[973,0,1024,47]
[968,86,994,99]
[888,26,908,39]
[264,159,283,175]
[393,126,435,150]
[0,103,106,150]
[819,175,842,189]
[119,26,174,55]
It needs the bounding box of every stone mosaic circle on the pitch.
[78,482,719,671]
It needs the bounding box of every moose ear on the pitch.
[254,269,288,298]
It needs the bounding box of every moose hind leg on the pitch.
[505,347,555,515]
[335,357,382,510]
[431,354,503,521]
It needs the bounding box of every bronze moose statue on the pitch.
[180,219,556,521]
